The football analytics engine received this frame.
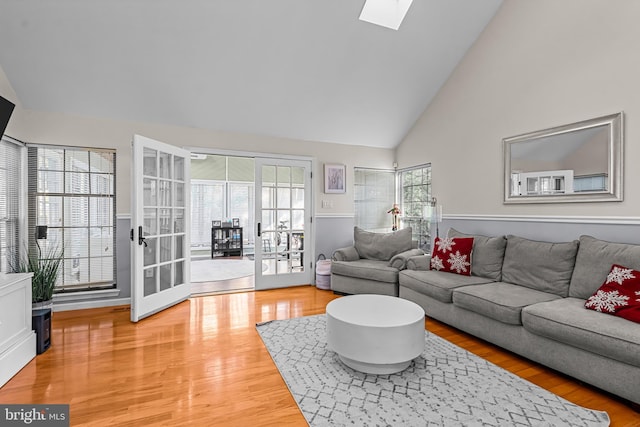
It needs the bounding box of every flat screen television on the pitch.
[0,95,15,138]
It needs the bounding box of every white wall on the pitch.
[396,0,640,217]
[0,65,394,216]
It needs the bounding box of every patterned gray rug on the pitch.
[256,315,610,427]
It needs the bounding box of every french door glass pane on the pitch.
[144,179,157,206]
[175,261,184,285]
[159,180,172,206]
[143,148,157,177]
[175,182,184,207]
[277,188,290,208]
[159,152,171,179]
[160,264,172,290]
[144,238,157,266]
[159,236,172,263]
[174,156,185,181]
[277,166,290,186]
[174,209,185,233]
[143,209,157,236]
[144,267,157,296]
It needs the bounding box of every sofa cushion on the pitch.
[354,226,412,261]
[585,264,640,323]
[448,228,507,281]
[430,237,474,276]
[523,297,640,367]
[501,235,578,297]
[388,248,425,269]
[452,282,561,325]
[331,259,399,284]
[569,235,640,299]
[399,270,494,303]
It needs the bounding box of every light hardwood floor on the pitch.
[0,286,638,426]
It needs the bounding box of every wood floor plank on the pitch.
[0,286,638,426]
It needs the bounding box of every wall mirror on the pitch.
[503,112,623,204]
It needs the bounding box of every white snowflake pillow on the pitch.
[585,264,640,323]
[430,237,474,276]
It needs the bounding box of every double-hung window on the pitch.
[353,168,395,233]
[28,146,116,291]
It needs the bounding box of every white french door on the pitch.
[131,135,191,322]
[254,158,312,290]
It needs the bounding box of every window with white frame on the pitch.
[353,168,395,233]
[0,136,24,274]
[27,146,116,291]
[398,165,431,251]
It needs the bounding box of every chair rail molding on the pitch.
[444,214,640,226]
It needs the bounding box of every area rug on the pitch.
[256,315,610,427]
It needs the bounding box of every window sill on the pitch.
[53,288,121,303]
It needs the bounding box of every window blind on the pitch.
[0,137,23,274]
[28,145,116,291]
[354,168,395,233]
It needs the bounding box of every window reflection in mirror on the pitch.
[503,112,623,203]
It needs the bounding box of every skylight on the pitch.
[359,0,414,31]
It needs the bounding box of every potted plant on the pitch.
[12,245,63,310]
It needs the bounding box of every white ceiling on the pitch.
[0,0,502,149]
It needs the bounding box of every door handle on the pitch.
[138,226,148,247]
[257,222,261,237]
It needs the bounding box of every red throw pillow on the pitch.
[430,237,473,276]
[585,264,640,323]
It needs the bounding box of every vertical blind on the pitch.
[28,145,116,291]
[0,137,23,274]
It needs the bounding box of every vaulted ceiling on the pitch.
[0,0,502,149]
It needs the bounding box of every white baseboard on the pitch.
[53,297,131,312]
[0,332,36,388]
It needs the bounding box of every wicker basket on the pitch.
[315,255,332,290]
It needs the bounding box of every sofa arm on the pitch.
[332,246,360,261]
[406,254,431,271]
[388,248,425,270]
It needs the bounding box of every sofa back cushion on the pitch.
[501,235,579,297]
[569,235,640,299]
[448,228,507,281]
[354,226,412,261]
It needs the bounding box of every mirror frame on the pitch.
[503,112,623,204]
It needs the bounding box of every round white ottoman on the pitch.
[326,294,425,374]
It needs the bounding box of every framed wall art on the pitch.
[324,164,346,194]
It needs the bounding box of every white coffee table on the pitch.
[326,294,425,374]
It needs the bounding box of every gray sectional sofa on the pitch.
[331,227,424,296]
[399,229,640,405]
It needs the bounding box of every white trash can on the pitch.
[315,255,332,290]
